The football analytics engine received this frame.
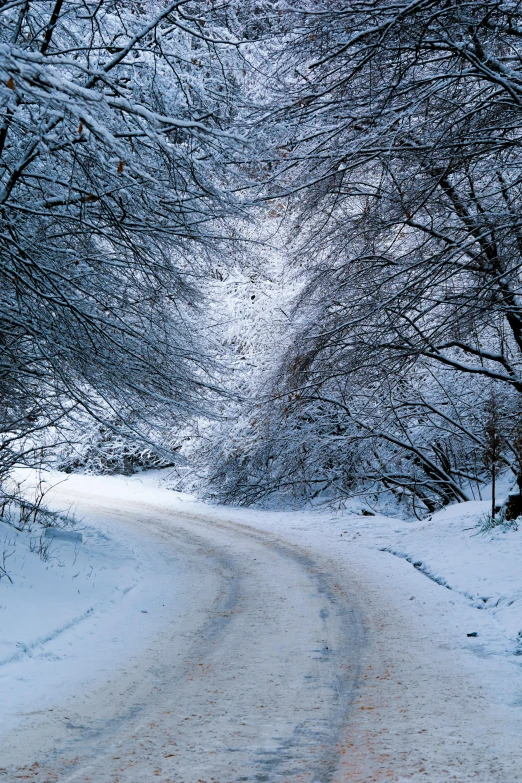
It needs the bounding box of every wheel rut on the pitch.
[2,492,367,783]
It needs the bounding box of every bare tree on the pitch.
[190,1,522,514]
[0,0,247,482]
[483,393,504,518]
[220,0,522,511]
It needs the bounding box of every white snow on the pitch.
[105,468,522,702]
[126,469,522,652]
[380,501,522,655]
[2,468,522,764]
[0,471,185,738]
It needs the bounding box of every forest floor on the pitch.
[1,471,522,781]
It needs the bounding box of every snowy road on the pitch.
[2,485,366,782]
[2,478,522,782]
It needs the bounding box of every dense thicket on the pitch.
[6,1,522,519]
[209,1,522,515]
[0,0,245,484]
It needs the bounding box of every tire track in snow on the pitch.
[2,492,368,783]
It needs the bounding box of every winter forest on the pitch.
[4,0,522,521]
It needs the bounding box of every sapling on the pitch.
[484,394,504,520]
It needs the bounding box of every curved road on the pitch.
[2,489,366,783]
[3,484,522,782]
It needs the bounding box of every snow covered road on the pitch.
[2,475,522,781]
[1,482,366,782]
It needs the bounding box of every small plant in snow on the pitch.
[0,476,73,533]
[479,509,518,533]
[29,535,54,563]
[0,548,13,582]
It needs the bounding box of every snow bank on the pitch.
[0,473,183,737]
[379,501,522,655]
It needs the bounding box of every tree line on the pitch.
[3,1,522,518]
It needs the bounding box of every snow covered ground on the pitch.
[2,469,522,780]
[380,501,522,658]
[82,468,522,720]
[107,468,522,667]
[0,471,185,739]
